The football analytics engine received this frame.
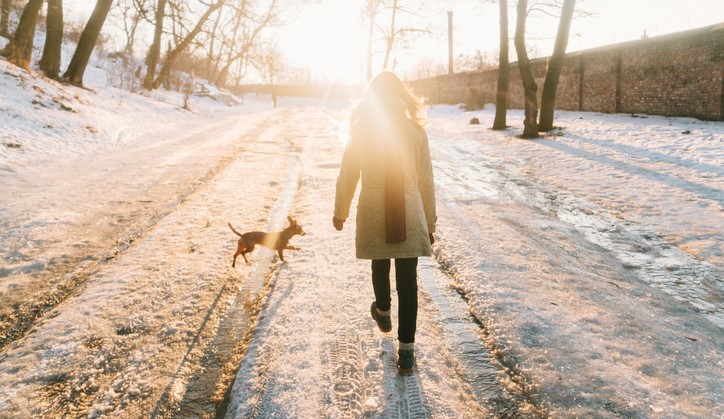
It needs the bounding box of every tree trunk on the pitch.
[492,0,509,130]
[152,1,223,89]
[2,0,43,69]
[212,3,243,87]
[215,47,247,88]
[513,0,539,138]
[205,7,222,82]
[381,0,397,72]
[214,0,277,88]
[123,7,141,57]
[144,0,166,89]
[538,0,576,132]
[40,0,64,79]
[126,16,139,57]
[215,66,230,88]
[62,0,113,86]
[365,8,375,81]
[1,0,10,38]
[363,0,382,82]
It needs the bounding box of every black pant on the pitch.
[371,258,418,344]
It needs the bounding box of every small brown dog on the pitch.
[228,216,306,267]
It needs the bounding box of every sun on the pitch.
[279,1,367,84]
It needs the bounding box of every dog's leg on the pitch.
[242,242,255,263]
[286,245,300,250]
[277,249,284,261]
[233,241,247,268]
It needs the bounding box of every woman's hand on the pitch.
[429,233,435,245]
[333,217,345,231]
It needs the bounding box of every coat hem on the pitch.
[356,251,433,260]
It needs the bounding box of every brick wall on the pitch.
[409,23,724,121]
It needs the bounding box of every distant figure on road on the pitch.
[333,72,437,375]
[271,92,277,108]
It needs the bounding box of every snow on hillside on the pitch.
[0,34,256,171]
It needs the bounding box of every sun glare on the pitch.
[280,1,367,85]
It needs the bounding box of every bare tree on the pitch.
[212,0,281,87]
[63,0,114,86]
[492,0,509,130]
[114,0,146,57]
[204,2,223,81]
[39,0,64,79]
[405,56,445,80]
[138,0,282,89]
[538,0,575,131]
[363,0,384,81]
[379,0,430,73]
[362,0,430,77]
[152,0,224,89]
[144,0,166,89]
[380,0,398,71]
[252,41,283,85]
[514,0,539,138]
[0,0,11,37]
[1,0,43,69]
[455,50,492,72]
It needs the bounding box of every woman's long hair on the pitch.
[351,72,427,129]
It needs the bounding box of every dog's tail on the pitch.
[228,222,244,237]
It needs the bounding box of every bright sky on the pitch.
[65,0,723,84]
[277,1,368,84]
[280,0,723,83]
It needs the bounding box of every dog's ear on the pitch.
[288,215,295,224]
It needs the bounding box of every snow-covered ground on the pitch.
[0,52,722,417]
[427,106,723,417]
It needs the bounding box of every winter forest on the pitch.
[0,0,722,417]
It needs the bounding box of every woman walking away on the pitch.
[333,72,437,375]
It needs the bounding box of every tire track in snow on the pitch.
[307,108,430,418]
[0,109,295,417]
[0,112,283,351]
[221,107,505,417]
[434,132,723,328]
[328,326,366,415]
[309,107,490,418]
[418,257,530,417]
[428,128,722,417]
[171,144,302,418]
[220,108,382,417]
[221,108,348,417]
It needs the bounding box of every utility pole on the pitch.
[447,11,453,74]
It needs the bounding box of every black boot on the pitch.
[370,302,392,333]
[397,342,415,375]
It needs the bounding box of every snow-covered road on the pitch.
[0,103,294,415]
[0,103,279,344]
[0,70,722,417]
